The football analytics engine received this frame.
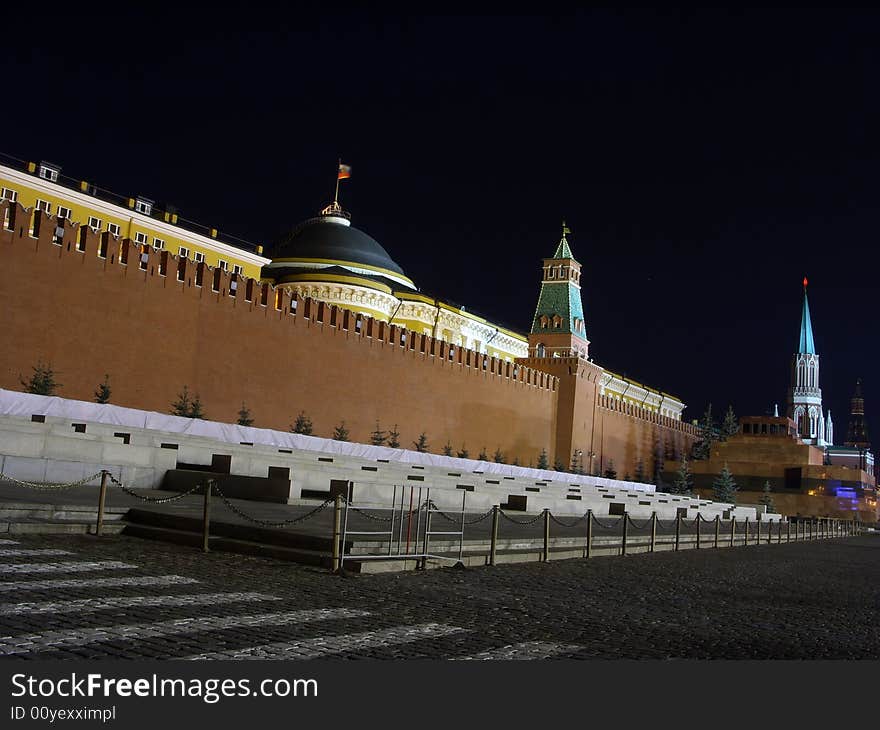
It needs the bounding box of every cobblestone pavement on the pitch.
[0,533,878,660]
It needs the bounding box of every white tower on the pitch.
[787,277,828,446]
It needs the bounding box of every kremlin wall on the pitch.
[0,195,698,477]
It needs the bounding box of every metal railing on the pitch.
[0,470,869,570]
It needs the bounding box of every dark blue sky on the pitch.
[5,9,878,436]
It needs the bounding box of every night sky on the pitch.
[5,9,879,436]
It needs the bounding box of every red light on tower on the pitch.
[803,276,808,288]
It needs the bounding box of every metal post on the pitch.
[458,490,466,563]
[621,512,628,556]
[787,520,791,543]
[756,514,761,545]
[777,518,782,545]
[543,509,550,562]
[695,514,701,550]
[489,506,499,566]
[730,515,736,548]
[674,513,681,552]
[744,517,749,546]
[387,485,397,556]
[95,470,109,537]
[332,494,342,572]
[586,509,593,559]
[808,519,812,541]
[421,489,432,569]
[768,518,773,545]
[650,511,657,553]
[202,479,213,553]
[714,515,720,549]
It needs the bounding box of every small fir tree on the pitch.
[552,457,567,472]
[759,480,775,513]
[493,447,505,464]
[623,473,632,482]
[570,450,584,474]
[413,432,429,453]
[291,411,314,435]
[712,463,738,504]
[457,445,470,459]
[369,421,387,446]
[188,394,206,420]
[672,455,693,495]
[21,361,60,396]
[634,459,646,483]
[603,460,617,480]
[721,405,739,440]
[332,421,350,442]
[693,403,715,459]
[442,441,454,456]
[511,457,521,466]
[387,424,401,449]
[170,386,192,417]
[94,374,111,404]
[478,447,489,461]
[537,448,549,470]
[236,402,254,427]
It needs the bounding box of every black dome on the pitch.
[272,215,407,277]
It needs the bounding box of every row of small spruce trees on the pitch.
[19,362,776,511]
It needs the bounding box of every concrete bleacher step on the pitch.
[124,508,331,552]
[0,518,126,536]
[0,499,128,535]
[121,523,333,568]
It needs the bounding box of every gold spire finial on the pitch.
[562,220,571,237]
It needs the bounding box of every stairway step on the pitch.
[121,523,334,568]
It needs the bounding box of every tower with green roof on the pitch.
[528,221,590,359]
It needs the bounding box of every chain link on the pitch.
[0,470,103,491]
[427,501,494,525]
[627,516,654,530]
[549,513,587,528]
[106,473,206,504]
[214,483,333,527]
[590,515,624,530]
[498,509,545,525]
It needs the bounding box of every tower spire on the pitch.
[798,276,815,354]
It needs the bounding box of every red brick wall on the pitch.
[0,201,559,464]
[0,200,697,473]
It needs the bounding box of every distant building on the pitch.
[664,282,877,521]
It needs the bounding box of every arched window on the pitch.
[536,343,546,357]
[540,315,549,329]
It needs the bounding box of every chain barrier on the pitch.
[498,509,545,526]
[591,515,623,530]
[0,470,103,491]
[213,483,333,527]
[428,501,494,525]
[626,515,654,530]
[106,473,206,504]
[549,513,587,528]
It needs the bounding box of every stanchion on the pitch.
[674,513,681,552]
[490,506,499,566]
[202,479,213,553]
[744,516,749,546]
[621,512,628,556]
[332,495,342,572]
[787,520,791,543]
[756,514,761,545]
[585,509,593,559]
[542,509,550,562]
[777,518,782,544]
[95,470,109,537]
[768,518,773,545]
[650,511,657,553]
[714,515,720,548]
[730,515,736,548]
[809,519,813,541]
[696,514,701,550]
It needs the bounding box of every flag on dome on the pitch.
[338,163,352,180]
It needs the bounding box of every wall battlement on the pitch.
[0,199,560,464]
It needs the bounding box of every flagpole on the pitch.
[333,157,341,205]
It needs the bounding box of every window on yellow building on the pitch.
[218,259,229,271]
[88,216,101,230]
[107,222,120,236]
[35,199,52,214]
[153,238,165,251]
[193,252,204,263]
[1,188,17,202]
[57,206,71,220]
[134,232,148,245]
[232,264,243,275]
[179,246,190,259]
